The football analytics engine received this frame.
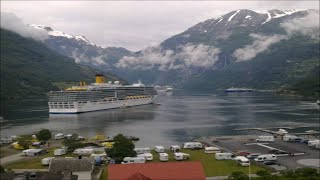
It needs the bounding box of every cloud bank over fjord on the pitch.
[1,12,49,41]
[116,44,220,71]
[233,34,288,61]
[233,11,319,61]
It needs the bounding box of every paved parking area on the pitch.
[199,135,320,170]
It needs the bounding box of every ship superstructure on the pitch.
[48,74,158,114]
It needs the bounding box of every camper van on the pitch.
[137,153,153,161]
[159,153,169,162]
[134,147,150,154]
[122,157,146,164]
[182,142,203,149]
[308,140,320,147]
[42,157,55,166]
[204,147,221,154]
[254,154,277,162]
[174,152,190,161]
[154,146,165,153]
[277,129,288,135]
[234,156,250,167]
[170,145,180,152]
[215,153,233,160]
[256,136,274,142]
[73,148,94,156]
[54,133,65,140]
[54,148,66,156]
[23,149,46,156]
[283,135,299,142]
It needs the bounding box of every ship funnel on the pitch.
[95,74,105,84]
[79,81,87,86]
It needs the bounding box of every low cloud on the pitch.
[281,11,319,40]
[116,43,220,70]
[233,11,319,61]
[72,50,107,66]
[233,34,288,61]
[1,12,48,41]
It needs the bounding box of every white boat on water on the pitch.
[225,87,254,93]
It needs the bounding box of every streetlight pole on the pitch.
[249,161,251,180]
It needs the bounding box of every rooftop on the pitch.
[108,161,205,180]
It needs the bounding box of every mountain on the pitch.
[0,28,124,100]
[29,9,319,97]
[29,24,134,72]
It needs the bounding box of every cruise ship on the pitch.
[48,74,158,114]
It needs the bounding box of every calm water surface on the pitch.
[1,91,319,147]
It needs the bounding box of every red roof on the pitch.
[108,161,205,180]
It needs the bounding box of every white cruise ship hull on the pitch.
[49,96,157,114]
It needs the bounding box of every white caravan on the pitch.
[308,140,320,147]
[254,154,277,162]
[42,157,55,166]
[159,153,169,162]
[256,136,274,142]
[73,148,94,156]
[277,129,288,135]
[54,148,66,156]
[182,142,203,149]
[282,135,301,142]
[215,153,233,160]
[170,145,180,152]
[122,157,146,164]
[137,153,153,161]
[134,147,150,154]
[234,156,250,167]
[204,147,221,154]
[174,152,190,161]
[154,146,165,153]
[55,133,65,140]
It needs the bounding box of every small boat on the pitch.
[225,87,254,93]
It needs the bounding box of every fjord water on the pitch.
[1,91,319,147]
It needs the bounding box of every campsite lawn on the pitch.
[150,149,267,177]
[4,147,77,169]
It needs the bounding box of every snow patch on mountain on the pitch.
[262,13,272,24]
[29,24,103,48]
[228,10,240,21]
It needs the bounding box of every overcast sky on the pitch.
[1,1,319,51]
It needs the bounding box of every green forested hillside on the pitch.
[0,29,123,99]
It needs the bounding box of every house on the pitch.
[49,157,94,180]
[108,161,205,180]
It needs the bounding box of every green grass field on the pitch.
[150,149,266,177]
[4,148,77,169]
[5,147,266,178]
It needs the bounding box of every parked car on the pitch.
[262,161,277,165]
[246,153,261,159]
[236,151,251,156]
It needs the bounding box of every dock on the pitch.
[234,126,319,136]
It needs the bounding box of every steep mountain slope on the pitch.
[29,24,134,72]
[30,9,319,97]
[0,29,123,99]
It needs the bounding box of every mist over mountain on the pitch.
[15,9,319,96]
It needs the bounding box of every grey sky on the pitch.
[1,1,319,51]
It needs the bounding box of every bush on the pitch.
[62,134,84,152]
[36,129,52,142]
[106,134,136,163]
[228,171,248,180]
[17,135,32,149]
